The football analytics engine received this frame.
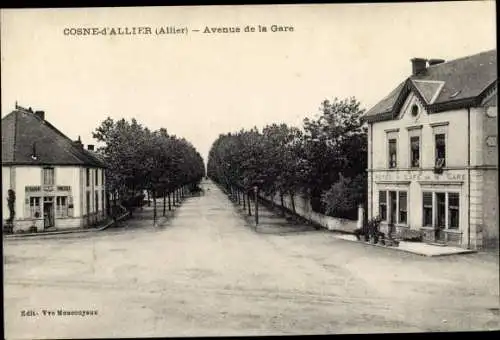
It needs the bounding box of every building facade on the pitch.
[2,105,107,232]
[362,50,498,250]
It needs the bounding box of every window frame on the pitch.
[379,190,387,221]
[388,138,398,168]
[421,191,460,230]
[43,167,55,186]
[435,133,447,167]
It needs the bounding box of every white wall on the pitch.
[2,166,11,219]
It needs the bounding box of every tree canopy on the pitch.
[207,97,367,219]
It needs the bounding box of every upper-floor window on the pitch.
[435,133,446,167]
[43,168,55,185]
[410,136,420,168]
[388,139,397,168]
[86,168,90,187]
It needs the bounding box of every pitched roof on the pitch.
[1,108,106,167]
[363,49,497,122]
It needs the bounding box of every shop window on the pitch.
[95,169,99,186]
[86,192,90,214]
[388,139,397,168]
[435,134,446,167]
[102,170,105,186]
[448,193,459,229]
[30,197,41,218]
[86,168,90,187]
[398,191,407,224]
[379,191,387,221]
[43,168,55,185]
[56,196,68,218]
[95,192,99,213]
[423,192,433,226]
[102,190,105,212]
[410,136,420,168]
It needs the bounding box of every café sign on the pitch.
[374,170,465,182]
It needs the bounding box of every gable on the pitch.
[397,91,427,122]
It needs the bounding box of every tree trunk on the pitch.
[290,192,296,214]
[243,191,246,209]
[280,193,285,216]
[153,191,157,226]
[163,190,166,217]
[168,192,172,211]
[147,190,151,207]
[247,193,252,216]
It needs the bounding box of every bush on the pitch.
[321,173,366,220]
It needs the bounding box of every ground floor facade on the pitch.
[367,168,498,250]
[2,165,107,232]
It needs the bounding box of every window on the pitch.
[422,192,460,229]
[448,193,459,229]
[388,139,397,168]
[102,170,105,187]
[398,191,407,224]
[423,192,433,226]
[435,134,446,167]
[410,136,420,168]
[30,197,41,218]
[43,168,55,185]
[95,192,99,213]
[86,168,90,187]
[379,191,387,221]
[411,104,419,117]
[86,192,90,214]
[95,169,99,186]
[56,196,68,218]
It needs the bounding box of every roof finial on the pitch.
[15,101,18,109]
[78,135,81,142]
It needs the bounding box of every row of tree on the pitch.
[207,97,367,220]
[92,117,205,223]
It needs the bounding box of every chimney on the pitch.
[411,58,428,76]
[73,136,83,149]
[428,58,445,66]
[35,110,45,120]
[87,144,94,151]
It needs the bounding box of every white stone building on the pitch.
[2,105,107,232]
[362,50,498,250]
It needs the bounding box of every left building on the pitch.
[2,105,107,232]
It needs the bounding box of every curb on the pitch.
[333,235,477,257]
[3,210,131,239]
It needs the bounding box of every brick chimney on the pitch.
[34,110,45,120]
[411,58,428,75]
[428,58,445,66]
[87,144,94,151]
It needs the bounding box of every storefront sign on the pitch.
[25,186,41,192]
[57,186,71,191]
[374,171,465,182]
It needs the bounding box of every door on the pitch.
[43,199,54,228]
[436,192,446,242]
[389,191,397,225]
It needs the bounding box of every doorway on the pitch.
[436,192,446,242]
[43,197,54,228]
[389,191,397,224]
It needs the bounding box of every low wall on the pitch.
[261,192,358,233]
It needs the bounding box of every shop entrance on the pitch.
[43,196,55,228]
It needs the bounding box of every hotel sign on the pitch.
[25,185,71,192]
[374,170,465,182]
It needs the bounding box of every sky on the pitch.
[1,2,496,165]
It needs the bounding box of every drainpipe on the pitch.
[370,122,373,220]
[467,107,471,249]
